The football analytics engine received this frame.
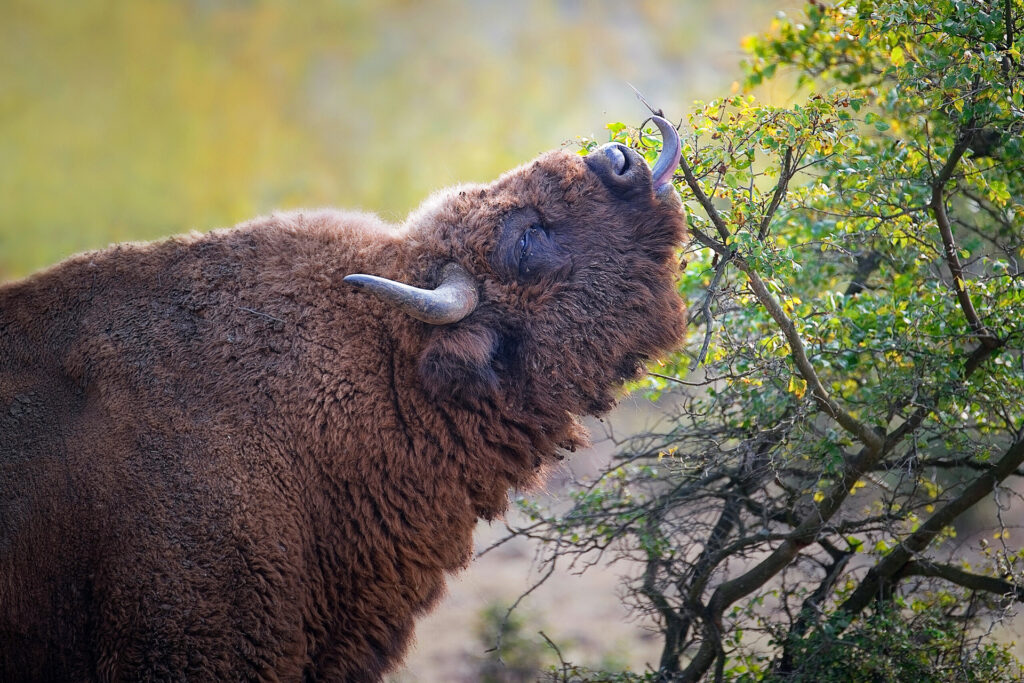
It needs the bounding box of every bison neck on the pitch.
[281,317,562,673]
[304,321,555,548]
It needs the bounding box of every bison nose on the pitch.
[585,142,648,198]
[605,144,630,175]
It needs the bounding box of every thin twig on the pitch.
[689,253,734,372]
[648,371,708,387]
[539,630,572,677]
[485,560,558,655]
[628,82,664,118]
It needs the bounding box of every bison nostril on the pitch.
[605,145,629,175]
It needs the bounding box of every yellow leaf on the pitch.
[788,376,808,399]
[890,46,906,67]
[813,491,825,503]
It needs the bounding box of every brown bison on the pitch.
[0,117,687,681]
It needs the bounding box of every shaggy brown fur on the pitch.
[0,146,686,681]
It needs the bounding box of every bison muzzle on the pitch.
[0,117,687,681]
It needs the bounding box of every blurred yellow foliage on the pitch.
[0,0,780,280]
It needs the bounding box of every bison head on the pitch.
[346,117,687,448]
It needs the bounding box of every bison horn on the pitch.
[343,263,479,325]
[649,115,681,189]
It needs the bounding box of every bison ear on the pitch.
[418,323,499,400]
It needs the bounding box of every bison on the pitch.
[0,117,687,681]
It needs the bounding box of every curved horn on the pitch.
[343,263,479,325]
[649,115,681,189]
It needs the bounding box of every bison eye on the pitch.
[518,224,545,274]
[493,210,562,282]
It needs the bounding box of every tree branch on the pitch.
[679,154,732,243]
[774,546,854,675]
[736,264,884,452]
[673,137,891,681]
[757,146,795,240]
[639,511,688,674]
[677,144,882,452]
[836,436,1024,621]
[675,331,1008,680]
[689,227,730,257]
[931,132,999,348]
[688,253,734,371]
[901,560,1024,602]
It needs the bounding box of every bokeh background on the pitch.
[1,0,796,280]
[1,1,793,679]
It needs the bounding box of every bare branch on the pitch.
[836,436,1024,621]
[901,560,1024,601]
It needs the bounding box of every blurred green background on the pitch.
[0,0,789,280]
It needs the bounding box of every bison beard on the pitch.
[0,124,687,681]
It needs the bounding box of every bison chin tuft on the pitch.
[582,355,649,417]
[616,353,651,383]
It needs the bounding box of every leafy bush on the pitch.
[766,598,1022,683]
